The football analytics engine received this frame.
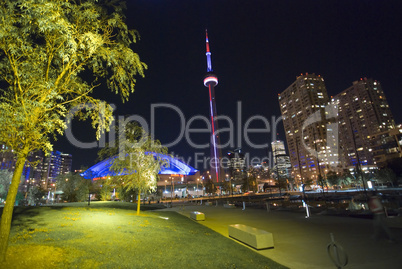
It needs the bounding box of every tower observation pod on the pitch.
[204,30,222,183]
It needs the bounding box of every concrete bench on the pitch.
[228,224,274,249]
[190,211,205,221]
[224,203,236,208]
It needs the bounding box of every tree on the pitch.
[0,170,24,203]
[242,166,263,193]
[98,122,168,215]
[303,177,314,190]
[116,184,136,202]
[242,167,259,193]
[219,180,230,195]
[56,172,91,202]
[339,169,353,187]
[0,0,146,261]
[373,168,397,187]
[0,170,12,201]
[385,157,402,178]
[326,171,340,187]
[317,174,327,191]
[99,181,112,201]
[26,185,42,206]
[204,179,217,195]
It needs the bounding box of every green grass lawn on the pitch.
[1,202,288,269]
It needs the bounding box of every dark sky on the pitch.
[55,0,402,171]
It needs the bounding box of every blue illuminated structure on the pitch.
[81,153,198,179]
[203,30,222,183]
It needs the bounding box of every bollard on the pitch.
[266,202,270,212]
[303,200,310,218]
[327,233,348,269]
[242,201,246,210]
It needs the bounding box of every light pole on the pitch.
[202,177,205,196]
[226,174,230,196]
[273,146,282,196]
[52,183,57,203]
[197,178,199,197]
[170,177,174,204]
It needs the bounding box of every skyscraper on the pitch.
[369,125,402,168]
[271,140,292,180]
[203,30,222,182]
[227,149,247,182]
[278,73,334,183]
[334,78,395,168]
[40,151,72,190]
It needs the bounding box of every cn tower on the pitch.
[203,30,222,183]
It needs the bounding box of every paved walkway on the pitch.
[160,203,402,269]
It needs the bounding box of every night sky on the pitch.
[54,0,402,171]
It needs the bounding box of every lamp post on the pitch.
[197,178,199,197]
[52,183,57,204]
[226,174,230,196]
[202,177,205,196]
[170,177,174,204]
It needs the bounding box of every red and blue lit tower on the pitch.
[203,30,222,183]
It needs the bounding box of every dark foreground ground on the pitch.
[162,202,402,269]
[0,202,287,269]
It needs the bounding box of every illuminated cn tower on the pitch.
[203,29,222,183]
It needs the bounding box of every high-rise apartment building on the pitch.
[279,74,397,186]
[227,148,247,182]
[278,73,336,184]
[334,78,395,168]
[271,140,291,180]
[0,144,16,171]
[0,145,44,191]
[0,147,72,191]
[21,151,44,192]
[369,125,402,168]
[40,151,72,190]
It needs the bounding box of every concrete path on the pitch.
[160,204,402,269]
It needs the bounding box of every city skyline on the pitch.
[52,1,402,171]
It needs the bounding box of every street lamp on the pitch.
[170,177,173,204]
[226,174,232,196]
[197,178,199,197]
[52,183,56,203]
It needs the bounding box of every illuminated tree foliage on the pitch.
[326,171,340,187]
[56,172,91,202]
[0,170,12,201]
[0,0,146,261]
[99,122,168,215]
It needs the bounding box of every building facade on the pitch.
[369,125,402,168]
[334,78,395,169]
[271,140,292,180]
[227,148,247,182]
[40,151,72,191]
[279,75,397,186]
[278,73,334,184]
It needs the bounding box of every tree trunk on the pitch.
[136,192,141,215]
[0,151,28,262]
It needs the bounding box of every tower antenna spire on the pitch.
[205,29,213,72]
[203,30,222,183]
